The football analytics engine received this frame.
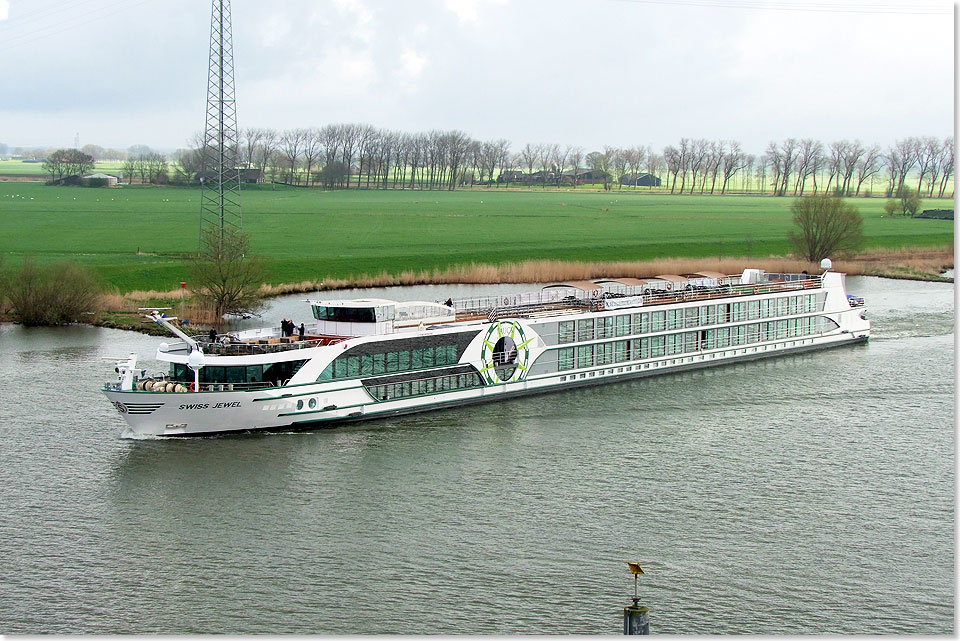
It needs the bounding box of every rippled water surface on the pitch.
[0,276,953,634]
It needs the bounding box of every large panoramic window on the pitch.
[578,319,595,342]
[311,306,376,323]
[577,345,594,369]
[597,316,614,339]
[558,347,575,370]
[650,311,666,332]
[367,371,483,402]
[318,342,463,381]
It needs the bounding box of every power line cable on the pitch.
[0,0,109,30]
[0,0,154,53]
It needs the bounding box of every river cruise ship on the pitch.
[104,263,870,437]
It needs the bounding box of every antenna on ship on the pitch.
[199,0,242,257]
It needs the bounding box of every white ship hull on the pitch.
[104,296,869,437]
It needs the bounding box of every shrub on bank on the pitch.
[6,259,103,326]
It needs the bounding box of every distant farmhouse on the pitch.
[619,172,661,187]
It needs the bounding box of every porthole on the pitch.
[308,398,317,409]
[296,399,304,410]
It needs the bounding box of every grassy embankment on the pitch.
[0,181,952,329]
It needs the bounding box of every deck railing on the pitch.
[453,273,823,321]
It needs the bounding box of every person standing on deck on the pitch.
[298,323,305,341]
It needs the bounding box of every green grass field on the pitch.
[0,182,952,292]
[0,159,127,176]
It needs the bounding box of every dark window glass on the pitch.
[347,356,360,377]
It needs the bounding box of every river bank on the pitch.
[1,248,951,335]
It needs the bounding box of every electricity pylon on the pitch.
[199,0,242,255]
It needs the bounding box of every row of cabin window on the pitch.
[369,372,483,401]
[170,361,305,385]
[557,317,833,370]
[318,344,461,380]
[557,294,821,343]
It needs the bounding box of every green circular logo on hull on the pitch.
[479,321,534,384]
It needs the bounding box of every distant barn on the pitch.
[81,173,119,187]
[619,172,661,187]
[916,209,954,220]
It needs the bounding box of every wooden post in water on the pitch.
[623,562,649,635]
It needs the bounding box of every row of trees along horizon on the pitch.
[25,129,954,198]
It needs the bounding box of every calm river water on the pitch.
[0,276,953,634]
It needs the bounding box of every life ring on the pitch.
[592,289,600,297]
[189,382,197,392]
[503,297,510,305]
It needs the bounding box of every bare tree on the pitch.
[339,124,363,188]
[551,144,571,187]
[789,195,864,262]
[190,226,267,328]
[706,140,724,194]
[719,141,746,194]
[937,137,954,198]
[763,142,781,195]
[854,145,882,196]
[914,136,940,195]
[445,130,473,189]
[776,138,797,196]
[567,146,584,188]
[755,154,769,193]
[537,143,555,188]
[519,143,539,183]
[280,128,307,184]
[793,139,821,195]
[301,128,323,186]
[646,150,663,189]
[663,144,681,193]
[241,128,266,168]
[609,146,629,190]
[886,137,920,196]
[261,130,280,183]
[353,125,377,189]
[687,139,709,194]
[823,140,846,195]
[840,142,863,195]
[586,149,612,190]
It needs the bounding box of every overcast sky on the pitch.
[0,0,954,154]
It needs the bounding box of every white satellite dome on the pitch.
[187,350,206,371]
